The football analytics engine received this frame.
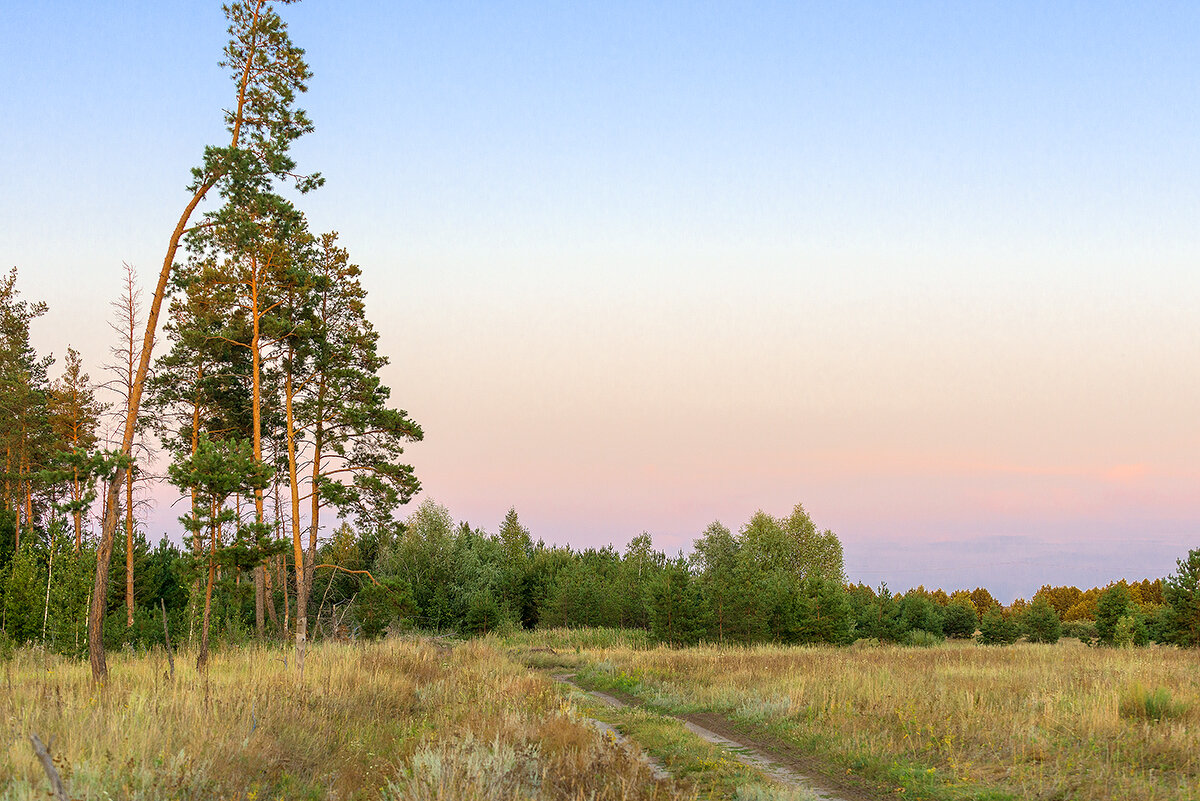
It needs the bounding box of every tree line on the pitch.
[5,484,1200,654]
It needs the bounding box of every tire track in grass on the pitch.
[554,673,672,781]
[555,673,861,801]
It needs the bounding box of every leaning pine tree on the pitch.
[89,0,320,682]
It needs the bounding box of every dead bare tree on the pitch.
[100,262,155,628]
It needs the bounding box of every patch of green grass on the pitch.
[508,647,586,671]
[1120,684,1190,722]
[575,662,703,715]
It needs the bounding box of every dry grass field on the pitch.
[5,632,1197,800]
[515,631,1200,801]
[0,638,687,801]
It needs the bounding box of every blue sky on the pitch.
[3,2,1198,600]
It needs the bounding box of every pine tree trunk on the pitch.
[125,468,134,628]
[249,255,267,639]
[198,516,218,671]
[3,444,10,517]
[72,472,82,551]
[284,364,307,671]
[280,552,290,634]
[90,181,211,681]
[23,485,32,542]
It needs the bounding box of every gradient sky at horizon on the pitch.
[3,2,1198,601]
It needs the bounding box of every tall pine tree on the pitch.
[91,0,320,681]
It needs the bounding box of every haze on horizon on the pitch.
[3,1,1197,601]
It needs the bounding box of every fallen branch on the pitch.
[29,734,69,801]
[312,564,380,586]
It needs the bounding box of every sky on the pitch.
[2,2,1198,601]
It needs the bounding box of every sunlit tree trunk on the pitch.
[4,444,11,518]
[71,471,83,551]
[91,183,221,680]
[191,377,202,556]
[125,467,135,628]
[197,497,219,671]
[284,354,307,669]
[250,254,267,638]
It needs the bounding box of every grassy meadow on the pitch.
[0,638,688,801]
[4,631,1198,800]
[514,630,1200,801]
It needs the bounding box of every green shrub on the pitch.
[903,629,942,648]
[463,589,504,636]
[1119,684,1188,721]
[1162,548,1200,646]
[1021,598,1062,644]
[978,607,1020,645]
[354,577,417,639]
[1096,584,1133,645]
[942,600,978,639]
[1146,605,1174,644]
[2,545,45,644]
[1062,619,1098,645]
[1113,613,1149,648]
[898,594,944,638]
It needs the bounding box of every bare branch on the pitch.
[312,564,379,586]
[29,734,69,801]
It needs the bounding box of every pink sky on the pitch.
[7,2,1199,602]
